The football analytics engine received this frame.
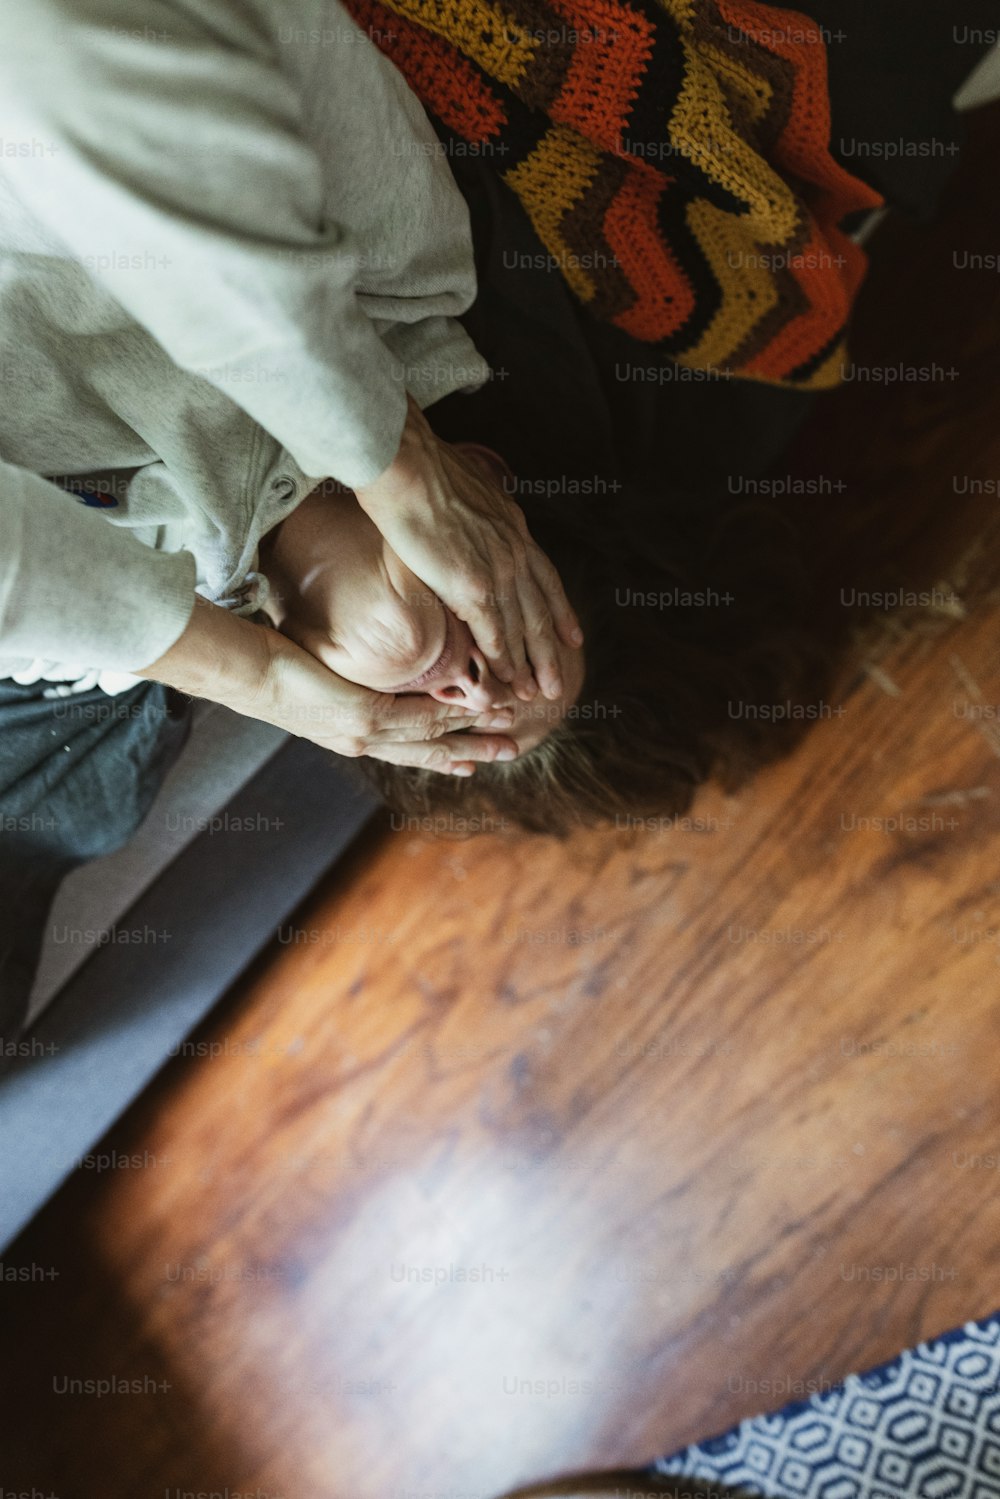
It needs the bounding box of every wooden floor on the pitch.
[3,107,1000,1499]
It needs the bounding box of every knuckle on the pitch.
[468,582,495,610]
[529,539,558,575]
[537,555,561,589]
[534,556,562,593]
[530,605,555,638]
[342,724,368,753]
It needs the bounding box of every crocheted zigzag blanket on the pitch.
[341,0,884,388]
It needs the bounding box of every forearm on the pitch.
[135,596,275,705]
[0,0,486,490]
[134,591,512,774]
[353,395,443,514]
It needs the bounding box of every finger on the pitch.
[365,732,518,775]
[492,546,538,702]
[460,577,519,690]
[528,541,583,650]
[436,731,519,762]
[377,696,515,741]
[515,566,564,702]
[465,525,536,702]
[487,507,540,701]
[365,741,473,775]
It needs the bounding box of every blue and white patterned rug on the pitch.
[653,1313,1000,1499]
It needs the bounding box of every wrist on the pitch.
[354,396,432,513]
[135,595,278,703]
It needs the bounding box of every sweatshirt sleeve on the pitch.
[0,0,484,489]
[0,460,196,671]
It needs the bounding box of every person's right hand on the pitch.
[354,397,583,704]
[136,596,519,775]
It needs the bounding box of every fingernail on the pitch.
[487,710,515,726]
[451,764,475,776]
[570,626,584,646]
[496,747,517,761]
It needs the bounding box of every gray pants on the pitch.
[0,680,191,1040]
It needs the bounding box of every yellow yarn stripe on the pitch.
[702,40,774,128]
[505,126,604,303]
[655,0,698,23]
[675,196,780,369]
[668,33,801,244]
[800,340,847,390]
[388,0,537,87]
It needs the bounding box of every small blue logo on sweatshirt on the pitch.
[46,476,121,508]
[75,487,119,508]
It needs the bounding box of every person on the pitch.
[335,0,1000,832]
[261,446,589,755]
[0,0,589,1033]
[0,0,581,758]
[0,0,992,1019]
[260,439,827,835]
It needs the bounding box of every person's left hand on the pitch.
[354,397,583,703]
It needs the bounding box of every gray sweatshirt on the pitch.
[0,0,489,681]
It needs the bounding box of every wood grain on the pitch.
[3,103,1000,1499]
